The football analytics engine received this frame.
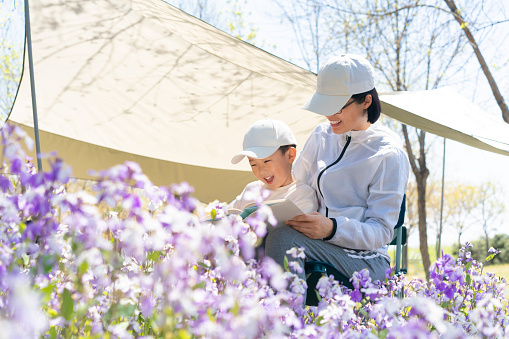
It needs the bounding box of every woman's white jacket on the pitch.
[293,122,410,260]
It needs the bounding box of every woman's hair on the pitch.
[351,88,381,123]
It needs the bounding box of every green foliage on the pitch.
[460,234,509,265]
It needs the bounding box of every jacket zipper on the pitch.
[317,135,352,217]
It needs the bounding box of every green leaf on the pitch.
[40,282,57,305]
[192,281,206,290]
[48,327,58,339]
[315,315,324,326]
[18,222,27,234]
[41,255,58,274]
[211,209,217,220]
[379,328,388,339]
[61,288,74,321]
[147,251,162,262]
[177,329,192,339]
[78,260,89,276]
[283,255,289,271]
[314,289,322,302]
[466,274,472,286]
[117,303,137,318]
[22,253,29,266]
[358,308,369,317]
[197,261,212,270]
[231,301,240,316]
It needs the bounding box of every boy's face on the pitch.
[248,148,296,190]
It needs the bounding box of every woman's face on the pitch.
[326,95,372,135]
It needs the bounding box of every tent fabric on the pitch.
[9,0,324,202]
[379,87,509,156]
[8,0,509,202]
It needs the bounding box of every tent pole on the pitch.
[24,0,42,172]
[437,138,446,259]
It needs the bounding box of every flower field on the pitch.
[0,123,508,338]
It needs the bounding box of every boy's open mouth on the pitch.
[330,120,342,126]
[264,176,274,184]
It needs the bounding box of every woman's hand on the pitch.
[285,212,334,239]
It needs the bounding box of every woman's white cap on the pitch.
[302,54,375,116]
[231,119,297,164]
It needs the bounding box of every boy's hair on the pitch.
[278,144,297,155]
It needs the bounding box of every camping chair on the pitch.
[304,195,407,306]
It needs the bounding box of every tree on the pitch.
[441,183,480,250]
[476,181,506,259]
[167,0,258,44]
[277,0,477,280]
[443,0,509,123]
[275,0,333,73]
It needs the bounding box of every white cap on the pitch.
[302,54,375,116]
[231,119,297,164]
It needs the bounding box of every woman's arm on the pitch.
[287,149,409,250]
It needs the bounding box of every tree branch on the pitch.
[402,124,419,176]
[443,0,509,123]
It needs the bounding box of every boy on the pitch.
[230,119,318,214]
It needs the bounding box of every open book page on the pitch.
[228,199,305,224]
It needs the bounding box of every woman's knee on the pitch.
[265,225,302,258]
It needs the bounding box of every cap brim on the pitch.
[231,146,279,164]
[301,92,351,116]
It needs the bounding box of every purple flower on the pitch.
[351,269,372,290]
[288,261,303,274]
[44,158,71,183]
[286,247,306,259]
[488,247,501,255]
[0,175,13,191]
[140,295,156,318]
[349,289,362,302]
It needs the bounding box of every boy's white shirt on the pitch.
[293,122,410,261]
[229,180,318,214]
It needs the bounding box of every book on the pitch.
[228,199,305,224]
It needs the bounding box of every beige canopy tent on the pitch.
[9,0,509,203]
[380,88,509,156]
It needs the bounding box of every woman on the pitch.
[265,54,410,283]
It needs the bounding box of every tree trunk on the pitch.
[416,172,431,280]
[402,125,431,280]
[485,223,490,265]
[444,0,509,123]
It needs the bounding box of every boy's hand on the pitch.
[285,212,333,239]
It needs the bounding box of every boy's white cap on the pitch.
[231,119,297,164]
[302,54,375,116]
